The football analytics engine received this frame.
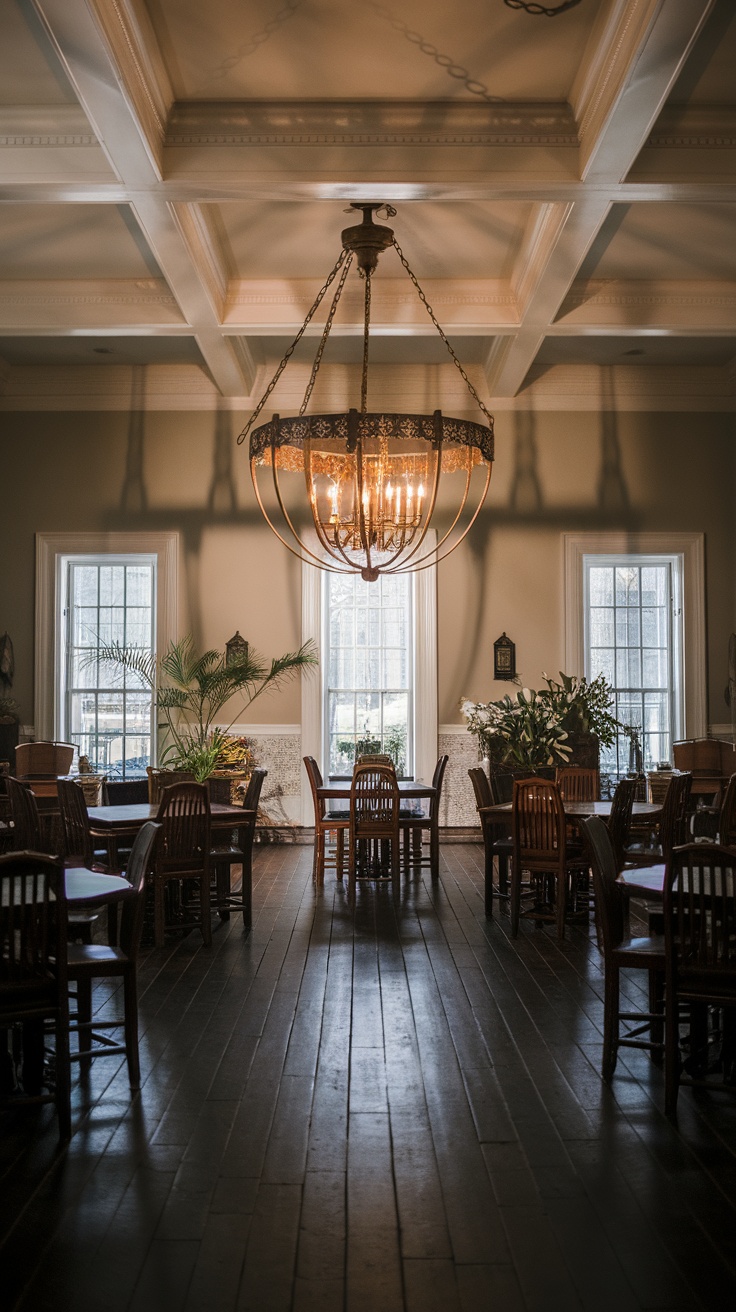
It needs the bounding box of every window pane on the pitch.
[589,567,613,606]
[590,608,613,647]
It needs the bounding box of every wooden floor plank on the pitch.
[2,842,736,1312]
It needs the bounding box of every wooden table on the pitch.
[482,799,661,824]
[617,864,666,899]
[317,778,435,815]
[1,867,135,907]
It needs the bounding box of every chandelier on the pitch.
[238,204,494,582]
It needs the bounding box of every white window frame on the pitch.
[35,532,178,747]
[301,536,438,825]
[322,569,416,778]
[563,532,706,741]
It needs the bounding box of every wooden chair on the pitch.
[606,776,638,872]
[399,754,448,880]
[211,768,267,929]
[0,851,71,1140]
[151,782,212,947]
[348,763,401,898]
[718,773,736,847]
[663,843,736,1116]
[468,766,512,917]
[6,775,45,850]
[303,756,350,884]
[580,816,665,1081]
[556,766,600,802]
[8,775,100,945]
[67,821,161,1089]
[56,778,112,869]
[510,778,590,939]
[625,771,692,867]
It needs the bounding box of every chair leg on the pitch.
[429,822,439,880]
[123,968,140,1088]
[216,861,231,921]
[556,871,567,939]
[484,840,494,918]
[76,976,93,1073]
[54,1011,72,1143]
[107,901,118,946]
[649,971,665,1052]
[391,836,400,899]
[200,874,212,947]
[602,963,620,1081]
[314,829,325,884]
[153,879,166,949]
[664,986,681,1117]
[335,829,345,881]
[510,867,521,937]
[242,851,253,930]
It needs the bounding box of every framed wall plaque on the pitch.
[494,632,516,681]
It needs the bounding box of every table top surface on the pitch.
[318,779,434,801]
[483,799,661,820]
[88,802,253,829]
[617,864,666,897]
[1,867,134,906]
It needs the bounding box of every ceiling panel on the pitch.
[535,336,736,368]
[210,199,530,280]
[243,333,491,366]
[0,206,161,281]
[0,1,77,105]
[575,204,736,283]
[146,0,603,102]
[0,336,205,367]
[665,0,736,106]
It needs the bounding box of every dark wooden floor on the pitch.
[2,842,736,1311]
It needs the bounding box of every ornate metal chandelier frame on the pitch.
[238,203,495,581]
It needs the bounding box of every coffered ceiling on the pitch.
[1,0,735,411]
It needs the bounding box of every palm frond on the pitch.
[89,641,157,690]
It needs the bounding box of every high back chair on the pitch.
[57,778,110,868]
[511,778,589,939]
[211,767,267,928]
[468,766,511,917]
[626,771,692,866]
[400,754,448,880]
[581,816,665,1081]
[663,843,736,1116]
[349,763,401,897]
[6,775,44,850]
[67,821,161,1089]
[153,782,212,947]
[303,756,350,884]
[555,766,600,802]
[607,775,637,872]
[0,852,71,1140]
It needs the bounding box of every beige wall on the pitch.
[1,406,734,733]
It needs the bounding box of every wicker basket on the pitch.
[15,740,74,777]
[73,774,106,806]
[146,766,196,803]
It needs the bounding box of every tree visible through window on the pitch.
[63,558,155,778]
[325,571,412,777]
[585,556,681,777]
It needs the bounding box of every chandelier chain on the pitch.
[299,252,354,416]
[237,248,350,446]
[365,2,502,103]
[391,239,495,430]
[361,272,372,413]
[504,0,582,13]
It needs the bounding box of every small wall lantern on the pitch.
[493,632,516,681]
[225,631,249,666]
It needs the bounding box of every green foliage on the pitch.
[93,633,318,777]
[540,671,623,747]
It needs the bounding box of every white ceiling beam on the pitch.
[28,0,253,396]
[485,0,717,397]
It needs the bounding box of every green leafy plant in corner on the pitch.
[92,634,318,781]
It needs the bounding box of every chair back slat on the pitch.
[117,821,161,958]
[556,766,600,803]
[607,776,637,870]
[57,778,94,865]
[303,756,325,821]
[156,782,210,862]
[512,778,566,865]
[665,844,736,984]
[659,772,692,859]
[6,777,43,850]
[718,772,736,847]
[351,764,399,833]
[0,852,67,992]
[581,815,625,952]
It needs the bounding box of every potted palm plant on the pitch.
[95,634,317,799]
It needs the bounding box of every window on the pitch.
[584,555,683,776]
[35,531,178,768]
[325,571,413,776]
[61,557,156,778]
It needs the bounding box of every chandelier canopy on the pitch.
[238,204,495,582]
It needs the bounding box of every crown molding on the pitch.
[648,104,736,149]
[87,0,173,153]
[166,99,579,148]
[0,106,97,148]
